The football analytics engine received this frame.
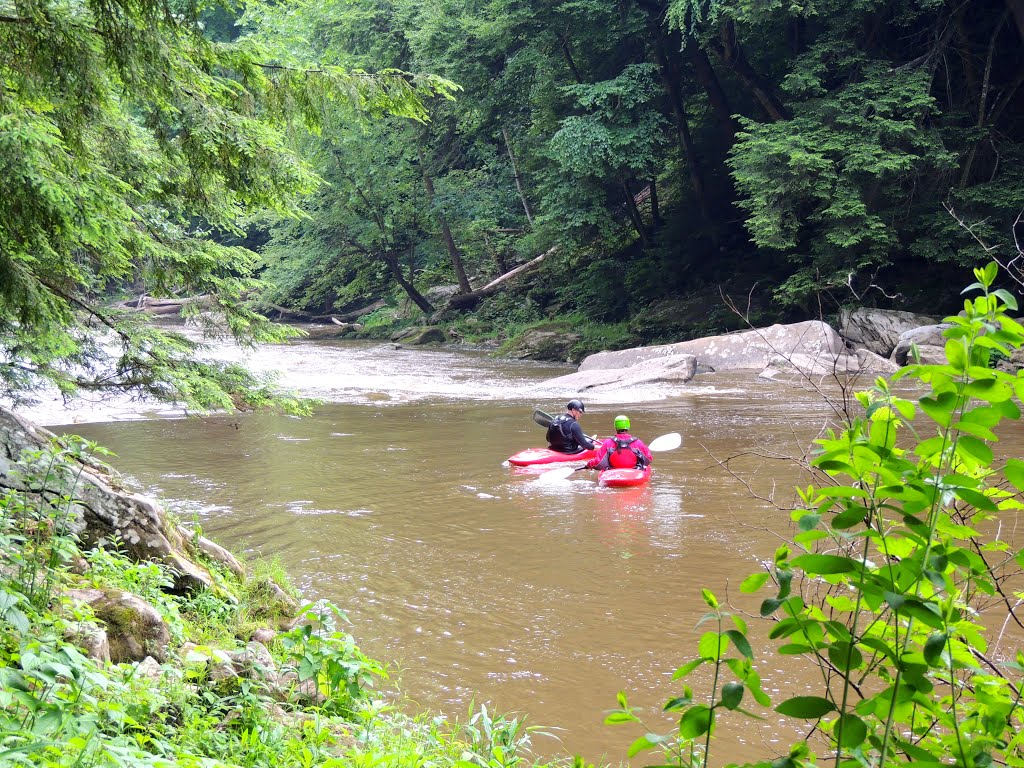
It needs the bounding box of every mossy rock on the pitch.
[502,324,581,362]
[390,326,447,345]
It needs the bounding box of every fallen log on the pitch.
[445,247,558,311]
[331,299,386,322]
[113,295,215,315]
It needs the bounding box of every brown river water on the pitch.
[26,337,1024,765]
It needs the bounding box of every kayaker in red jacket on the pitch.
[546,399,600,454]
[586,415,652,470]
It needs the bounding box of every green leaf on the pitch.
[833,506,868,529]
[672,658,705,680]
[1006,459,1024,490]
[956,435,993,466]
[797,512,821,531]
[721,682,744,710]
[740,572,770,593]
[835,713,867,748]
[827,641,863,672]
[945,339,966,372]
[664,693,693,711]
[604,711,638,724]
[955,487,998,511]
[923,633,948,666]
[775,696,836,718]
[919,392,957,427]
[698,631,728,660]
[678,705,714,739]
[791,554,861,574]
[994,288,1019,311]
[724,629,754,659]
[627,734,658,756]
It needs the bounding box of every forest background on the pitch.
[2,0,1023,407]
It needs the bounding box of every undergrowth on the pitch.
[0,439,560,768]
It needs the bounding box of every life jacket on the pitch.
[595,435,648,470]
[546,414,581,453]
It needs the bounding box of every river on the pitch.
[25,336,1022,764]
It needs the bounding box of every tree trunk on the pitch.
[649,178,662,229]
[383,252,435,314]
[483,231,509,275]
[651,37,710,220]
[713,20,789,121]
[559,34,584,83]
[688,41,739,142]
[959,11,1009,189]
[446,247,558,311]
[419,149,472,294]
[501,126,533,226]
[622,178,649,247]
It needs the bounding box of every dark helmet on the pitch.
[566,399,585,413]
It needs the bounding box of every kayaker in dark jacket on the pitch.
[546,399,599,454]
[587,415,652,470]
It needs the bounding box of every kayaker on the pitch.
[546,399,600,454]
[586,415,652,470]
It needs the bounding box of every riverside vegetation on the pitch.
[0,437,545,766]
[607,265,1024,768]
[3,263,1024,768]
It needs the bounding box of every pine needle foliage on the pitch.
[0,0,455,410]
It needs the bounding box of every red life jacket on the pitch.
[609,436,645,468]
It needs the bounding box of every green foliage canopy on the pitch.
[0,0,453,410]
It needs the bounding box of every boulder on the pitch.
[579,321,858,377]
[66,587,171,663]
[0,406,214,593]
[891,324,952,365]
[539,353,697,392]
[63,620,111,663]
[504,328,582,362]
[179,524,244,576]
[840,308,941,357]
[853,348,901,376]
[390,326,447,345]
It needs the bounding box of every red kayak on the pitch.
[507,447,598,466]
[599,466,653,487]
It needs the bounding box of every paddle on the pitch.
[533,409,554,428]
[536,431,683,482]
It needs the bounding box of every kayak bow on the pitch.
[507,447,598,466]
[599,465,653,487]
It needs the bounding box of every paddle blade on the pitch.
[533,409,554,428]
[536,465,582,482]
[648,432,682,452]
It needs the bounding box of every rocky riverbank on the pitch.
[0,404,556,767]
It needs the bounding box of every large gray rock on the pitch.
[390,326,447,345]
[505,328,582,362]
[853,348,901,376]
[579,321,858,376]
[63,620,111,663]
[66,588,171,663]
[891,324,952,365]
[840,308,941,357]
[0,406,213,593]
[179,524,244,576]
[540,353,697,392]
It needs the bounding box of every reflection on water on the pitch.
[43,340,1024,764]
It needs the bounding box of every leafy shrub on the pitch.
[608,262,1024,768]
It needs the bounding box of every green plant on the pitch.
[0,437,111,610]
[610,262,1024,768]
[277,602,387,713]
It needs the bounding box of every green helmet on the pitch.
[614,415,630,431]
